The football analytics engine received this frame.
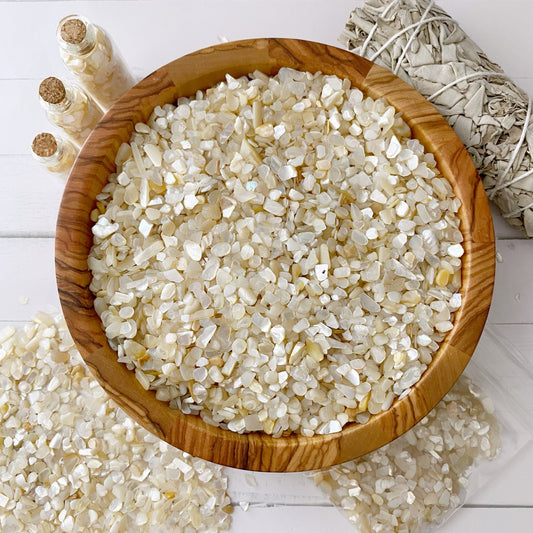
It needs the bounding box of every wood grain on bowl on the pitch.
[55,38,495,472]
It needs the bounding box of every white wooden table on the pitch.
[1,1,532,531]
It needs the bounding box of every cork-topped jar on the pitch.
[57,15,134,110]
[31,132,78,177]
[39,76,103,147]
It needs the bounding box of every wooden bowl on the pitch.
[55,38,495,472]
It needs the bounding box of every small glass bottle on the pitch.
[39,76,103,147]
[31,132,78,178]
[56,14,135,110]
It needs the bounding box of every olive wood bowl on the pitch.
[56,38,495,472]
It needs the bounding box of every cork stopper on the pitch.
[60,18,87,44]
[32,133,58,158]
[39,77,67,104]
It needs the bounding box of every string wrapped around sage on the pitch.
[340,0,533,237]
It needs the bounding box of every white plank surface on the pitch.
[0,156,65,237]
[1,1,533,532]
[490,205,526,240]
[490,241,533,324]
[0,239,60,320]
[230,507,533,533]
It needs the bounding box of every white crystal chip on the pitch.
[312,376,500,533]
[0,313,233,532]
[88,67,464,438]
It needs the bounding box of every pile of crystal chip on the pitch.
[312,376,500,533]
[0,314,232,533]
[88,67,464,437]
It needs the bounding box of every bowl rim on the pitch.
[55,37,495,472]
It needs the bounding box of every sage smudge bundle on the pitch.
[341,0,533,237]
